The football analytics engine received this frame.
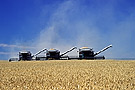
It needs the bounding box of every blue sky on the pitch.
[0,0,135,60]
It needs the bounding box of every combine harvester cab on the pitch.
[19,51,32,61]
[79,47,95,59]
[79,45,112,59]
[46,49,60,60]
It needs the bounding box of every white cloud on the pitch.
[0,43,35,49]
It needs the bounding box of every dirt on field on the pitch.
[0,60,135,90]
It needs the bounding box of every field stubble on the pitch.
[0,60,135,90]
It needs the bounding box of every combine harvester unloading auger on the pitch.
[9,45,112,61]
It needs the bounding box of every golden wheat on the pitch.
[0,60,135,90]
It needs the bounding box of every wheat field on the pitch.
[0,60,135,90]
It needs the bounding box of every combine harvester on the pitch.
[19,48,47,61]
[9,48,47,62]
[37,47,77,60]
[77,44,112,59]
